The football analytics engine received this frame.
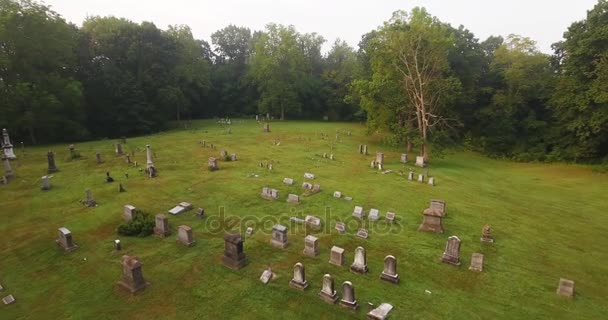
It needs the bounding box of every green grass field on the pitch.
[1,120,607,319]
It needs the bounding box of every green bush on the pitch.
[117,211,155,237]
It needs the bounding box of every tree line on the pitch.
[1,0,606,162]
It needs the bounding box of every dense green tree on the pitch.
[322,40,359,120]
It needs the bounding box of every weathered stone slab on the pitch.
[177,225,195,246]
[368,208,379,221]
[271,224,288,248]
[287,194,300,204]
[303,235,319,257]
[442,236,461,266]
[469,253,484,272]
[556,278,575,298]
[283,177,294,185]
[352,206,364,219]
[329,246,345,266]
[367,303,393,320]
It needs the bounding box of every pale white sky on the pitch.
[42,0,597,53]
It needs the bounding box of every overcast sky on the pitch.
[42,0,597,53]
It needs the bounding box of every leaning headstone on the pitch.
[2,294,15,305]
[208,157,219,171]
[368,208,379,222]
[418,208,444,233]
[56,227,78,252]
[469,253,484,272]
[333,191,342,198]
[303,235,319,257]
[367,303,394,320]
[415,156,425,167]
[287,194,300,204]
[375,152,384,165]
[123,205,136,222]
[117,255,148,293]
[283,177,294,185]
[177,225,195,246]
[441,236,462,266]
[145,145,157,177]
[335,222,346,234]
[271,224,288,248]
[222,233,247,269]
[481,224,494,243]
[339,281,359,310]
[350,246,368,273]
[260,267,273,284]
[400,153,408,163]
[356,228,369,239]
[319,274,339,304]
[289,262,309,290]
[41,175,52,191]
[556,278,575,298]
[96,153,103,164]
[85,189,97,207]
[115,143,123,156]
[329,246,345,266]
[47,151,59,173]
[380,255,400,284]
[386,212,396,224]
[352,206,364,219]
[154,214,170,237]
[2,128,16,159]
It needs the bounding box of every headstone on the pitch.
[311,184,321,193]
[105,171,114,183]
[229,154,237,161]
[429,199,446,217]
[352,206,364,219]
[287,194,300,204]
[375,152,384,165]
[441,236,462,266]
[329,246,345,266]
[179,202,193,210]
[400,153,408,163]
[333,191,342,198]
[363,145,368,155]
[114,239,121,251]
[169,205,186,215]
[417,174,424,183]
[125,154,131,164]
[358,145,363,154]
[368,208,379,222]
[323,152,327,158]
[177,225,195,246]
[415,156,425,167]
[407,170,414,180]
[271,224,288,248]
[344,196,353,201]
[2,294,15,305]
[370,160,376,169]
[289,262,309,290]
[335,222,346,234]
[356,228,369,239]
[330,154,335,160]
[260,267,273,284]
[386,212,396,224]
[301,182,313,190]
[304,172,315,179]
[47,151,58,173]
[85,189,97,207]
[481,224,494,243]
[261,187,279,200]
[220,150,228,159]
[2,155,13,178]
[380,255,400,283]
[56,227,78,252]
[96,153,103,164]
[283,177,294,185]
[339,281,359,310]
[119,183,126,192]
[246,227,253,236]
[428,177,435,186]
[115,143,123,156]
[222,233,247,269]
[556,278,575,298]
[153,214,170,237]
[305,215,321,229]
[41,175,51,191]
[123,205,136,222]
[263,123,270,132]
[367,303,394,320]
[469,253,484,272]
[1,128,16,159]
[196,208,205,218]
[303,235,319,257]
[117,255,148,293]
[319,274,339,304]
[350,246,368,273]
[208,157,219,171]
[145,145,157,177]
[418,207,444,233]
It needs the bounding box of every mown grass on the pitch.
[0,119,606,319]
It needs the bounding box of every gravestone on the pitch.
[196,208,205,218]
[333,191,342,198]
[418,207,444,233]
[47,151,59,173]
[344,196,353,201]
[319,274,338,304]
[358,145,363,154]
[114,239,121,251]
[208,157,219,171]
[363,145,368,155]
[222,233,247,269]
[441,236,462,266]
[145,145,157,177]
[2,155,13,178]
[154,214,170,237]
[125,154,131,164]
[370,160,376,169]
[2,294,15,305]
[368,208,379,222]
[271,224,288,248]
[323,152,327,158]
[260,267,273,284]
[2,128,16,159]
[350,246,369,273]
[330,154,335,160]
[356,228,369,239]
[105,172,114,183]
[469,253,484,272]
[303,235,319,257]
[261,187,279,200]
[115,143,123,156]
[429,199,446,217]
[179,202,193,211]
[352,206,364,219]
[375,152,384,165]
[119,183,126,192]
[302,182,313,190]
[311,184,321,193]
[177,225,195,246]
[418,174,424,183]
[96,153,103,164]
[380,255,400,284]
[407,170,414,180]
[335,222,346,234]
[556,278,575,298]
[230,154,237,161]
[339,281,359,310]
[481,224,494,243]
[305,215,321,229]
[85,189,97,207]
[428,177,435,186]
[287,194,300,204]
[304,172,315,179]
[386,212,396,224]
[400,153,408,163]
[220,150,228,159]
[123,205,136,222]
[117,255,148,293]
[283,177,294,185]
[56,227,78,252]
[415,156,425,167]
[367,303,394,320]
[289,262,309,290]
[246,227,253,236]
[263,123,270,132]
[41,175,51,190]
[329,246,345,266]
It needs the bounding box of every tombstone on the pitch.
[303,235,319,257]
[287,194,300,204]
[195,208,205,218]
[177,225,195,246]
[119,183,126,192]
[368,208,379,222]
[356,229,369,239]
[145,145,157,177]
[56,227,78,252]
[407,170,414,180]
[352,206,364,219]
[268,163,273,171]
[370,160,375,169]
[261,187,279,200]
[153,214,170,237]
[333,191,342,198]
[350,246,368,273]
[96,153,103,164]
[68,144,75,157]
[428,177,435,186]
[418,207,444,233]
[344,196,353,201]
[417,174,424,183]
[220,150,228,159]
[367,303,394,320]
[271,224,288,248]
[386,212,396,224]
[305,215,322,229]
[47,151,59,173]
[358,145,363,154]
[227,127,232,134]
[556,278,575,298]
[260,267,273,284]
[115,143,123,156]
[2,155,14,178]
[481,224,494,243]
[263,123,270,132]
[229,154,237,161]
[319,274,339,304]
[208,157,219,171]
[329,246,345,266]
[169,205,186,215]
[415,156,425,167]
[330,154,335,160]
[41,175,51,190]
[335,222,346,234]
[400,153,408,163]
[85,189,97,207]
[441,236,462,266]
[363,145,368,155]
[304,172,315,179]
[0,176,6,185]
[117,255,148,293]
[222,233,247,269]
[289,262,309,290]
[375,152,384,165]
[311,184,321,193]
[105,171,114,183]
[125,154,131,164]
[1,128,16,159]
[179,202,193,211]
[469,253,484,272]
[380,255,400,284]
[123,205,136,222]
[246,227,254,236]
[301,182,313,190]
[2,294,15,305]
[283,177,294,185]
[114,239,122,251]
[323,152,327,158]
[339,281,359,310]
[429,199,446,217]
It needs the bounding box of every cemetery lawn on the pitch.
[1,120,607,320]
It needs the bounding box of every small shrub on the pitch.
[117,211,155,237]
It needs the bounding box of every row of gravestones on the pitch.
[261,173,321,203]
